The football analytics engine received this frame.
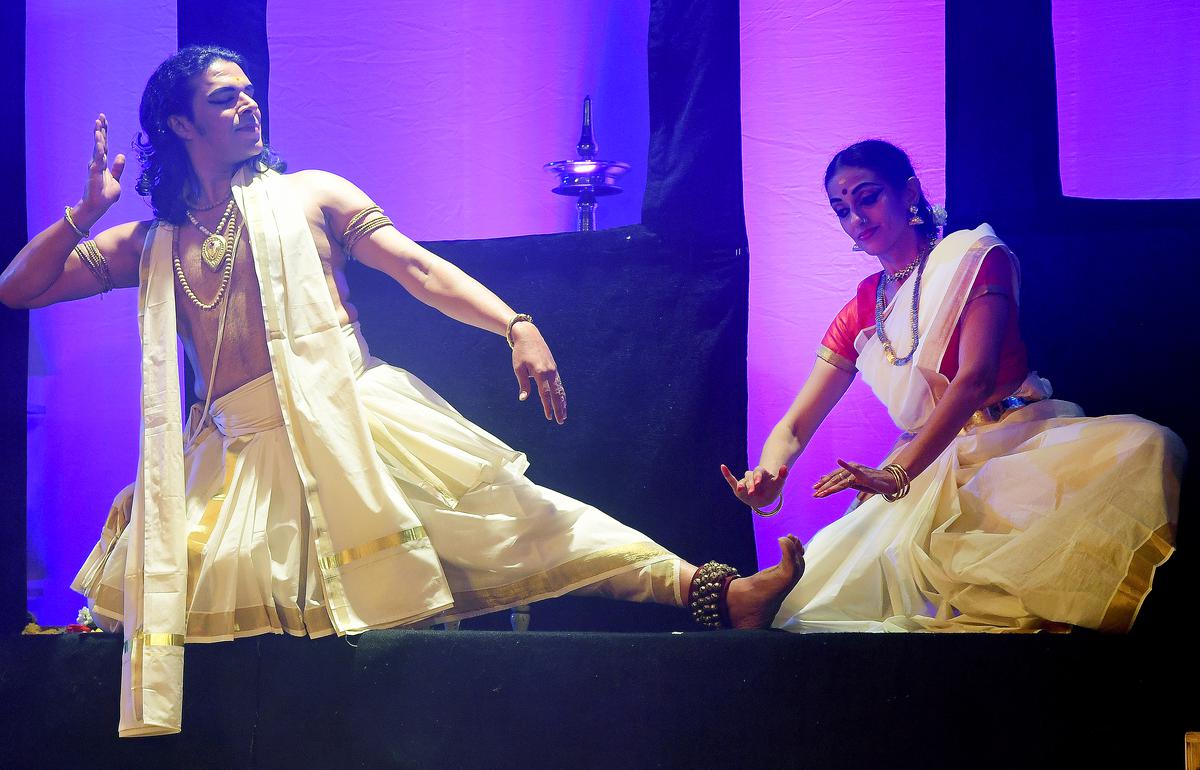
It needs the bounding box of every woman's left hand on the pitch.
[511,322,567,424]
[812,459,898,499]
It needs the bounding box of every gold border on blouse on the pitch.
[816,344,856,373]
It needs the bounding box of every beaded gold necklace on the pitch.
[186,198,239,272]
[173,222,242,311]
[874,238,937,366]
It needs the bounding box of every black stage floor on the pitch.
[1,626,1193,768]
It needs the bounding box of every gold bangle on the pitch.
[751,492,784,517]
[506,313,533,348]
[882,463,910,502]
[64,205,89,239]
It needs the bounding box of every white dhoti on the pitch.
[74,322,680,641]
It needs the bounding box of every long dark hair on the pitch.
[823,139,939,241]
[135,45,285,224]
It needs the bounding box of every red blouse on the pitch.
[817,249,1028,383]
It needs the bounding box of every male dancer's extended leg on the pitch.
[576,537,804,628]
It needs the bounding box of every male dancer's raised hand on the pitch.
[82,113,127,218]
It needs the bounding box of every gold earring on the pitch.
[908,204,924,226]
[851,242,864,252]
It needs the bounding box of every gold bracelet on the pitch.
[64,205,89,239]
[882,463,911,502]
[751,492,784,518]
[505,313,534,348]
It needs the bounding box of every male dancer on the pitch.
[1,46,801,736]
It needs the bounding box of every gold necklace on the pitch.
[174,222,241,311]
[186,198,238,272]
[186,190,233,212]
[874,238,937,366]
[885,256,921,284]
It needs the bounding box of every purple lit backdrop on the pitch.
[1053,0,1200,200]
[24,1,176,622]
[740,1,946,564]
[267,0,650,241]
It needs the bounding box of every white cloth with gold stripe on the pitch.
[774,225,1185,633]
[72,167,677,737]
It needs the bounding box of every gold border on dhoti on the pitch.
[318,526,429,571]
[1097,524,1175,633]
[184,604,336,640]
[92,583,337,640]
[122,628,187,654]
[443,541,675,617]
[187,439,247,604]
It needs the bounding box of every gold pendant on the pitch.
[201,234,227,271]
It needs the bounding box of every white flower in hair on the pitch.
[930,204,949,226]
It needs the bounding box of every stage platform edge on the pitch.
[1,626,1194,768]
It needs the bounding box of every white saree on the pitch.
[774,225,1185,633]
[72,168,678,736]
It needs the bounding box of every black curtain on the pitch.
[178,0,271,144]
[0,2,28,632]
[643,0,747,250]
[350,225,753,631]
[946,0,1200,631]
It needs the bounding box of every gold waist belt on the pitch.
[965,394,1042,431]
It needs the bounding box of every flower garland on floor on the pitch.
[22,607,103,635]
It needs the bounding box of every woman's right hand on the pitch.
[81,114,126,218]
[720,463,788,509]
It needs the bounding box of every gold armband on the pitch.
[74,240,114,294]
[342,205,394,259]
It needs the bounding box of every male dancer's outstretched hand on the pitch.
[512,321,567,425]
[83,113,126,218]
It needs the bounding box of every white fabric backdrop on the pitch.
[267,0,650,241]
[24,0,177,622]
[740,0,946,562]
[1053,0,1200,200]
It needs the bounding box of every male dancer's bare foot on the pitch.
[725,535,804,629]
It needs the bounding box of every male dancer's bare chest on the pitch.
[171,219,350,401]
[173,225,272,400]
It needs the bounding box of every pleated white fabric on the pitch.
[774,226,1185,633]
[75,324,677,637]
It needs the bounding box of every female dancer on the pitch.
[723,139,1184,632]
